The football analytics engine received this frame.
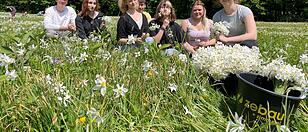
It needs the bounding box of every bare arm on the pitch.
[153,19,169,43]
[219,14,257,43]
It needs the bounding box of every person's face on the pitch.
[159,1,172,16]
[127,0,139,10]
[219,0,234,6]
[57,0,68,6]
[87,0,97,12]
[192,5,204,19]
[138,2,146,12]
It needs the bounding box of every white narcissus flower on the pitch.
[86,108,104,126]
[143,60,152,72]
[149,23,160,31]
[168,83,177,92]
[57,90,71,107]
[93,75,107,96]
[101,16,112,23]
[0,53,15,69]
[29,44,37,50]
[168,67,176,77]
[16,48,26,56]
[45,74,53,85]
[54,82,66,93]
[299,53,308,64]
[134,51,140,58]
[226,113,245,132]
[79,52,88,62]
[5,69,18,81]
[81,79,88,87]
[178,54,187,63]
[183,105,196,117]
[279,125,291,132]
[113,84,128,98]
[127,34,135,45]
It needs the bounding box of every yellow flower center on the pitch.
[101,82,106,87]
[78,116,86,124]
[147,70,155,77]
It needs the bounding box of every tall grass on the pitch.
[0,12,307,131]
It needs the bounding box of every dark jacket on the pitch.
[116,13,149,41]
[149,19,184,45]
[76,12,105,39]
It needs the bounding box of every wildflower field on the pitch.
[0,12,308,131]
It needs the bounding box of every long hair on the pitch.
[118,0,128,13]
[154,0,176,22]
[78,0,100,17]
[191,0,209,29]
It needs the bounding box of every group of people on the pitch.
[43,0,257,53]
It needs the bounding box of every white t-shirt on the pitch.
[44,6,77,37]
[213,4,253,37]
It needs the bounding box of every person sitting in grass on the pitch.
[44,0,77,38]
[76,0,106,39]
[213,0,257,48]
[181,0,216,54]
[117,0,149,48]
[137,0,152,23]
[149,0,183,55]
[6,6,16,20]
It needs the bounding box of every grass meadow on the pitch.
[0,12,307,131]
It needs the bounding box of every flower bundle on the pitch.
[192,44,262,80]
[212,22,230,36]
[258,58,307,93]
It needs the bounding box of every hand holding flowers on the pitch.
[212,22,230,36]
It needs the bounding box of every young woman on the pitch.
[213,0,257,48]
[149,0,183,47]
[76,0,106,39]
[181,0,216,54]
[117,0,149,47]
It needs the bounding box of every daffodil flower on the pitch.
[113,84,128,98]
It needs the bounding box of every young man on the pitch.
[137,0,152,23]
[44,0,77,37]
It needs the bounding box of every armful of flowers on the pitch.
[212,22,230,36]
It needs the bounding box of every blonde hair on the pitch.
[191,0,209,30]
[118,0,128,13]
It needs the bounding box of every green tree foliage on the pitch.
[0,0,307,21]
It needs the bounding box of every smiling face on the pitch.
[127,0,139,10]
[219,0,235,6]
[192,5,204,20]
[57,0,68,6]
[138,2,146,12]
[87,0,97,12]
[159,1,172,17]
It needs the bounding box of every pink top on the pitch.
[186,18,211,46]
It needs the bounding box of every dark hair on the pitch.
[139,0,146,3]
[154,0,176,22]
[78,0,100,17]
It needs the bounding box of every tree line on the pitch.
[0,0,307,22]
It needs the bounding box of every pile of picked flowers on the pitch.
[192,44,307,95]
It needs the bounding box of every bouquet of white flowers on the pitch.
[212,22,230,36]
[258,58,308,94]
[192,44,262,80]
